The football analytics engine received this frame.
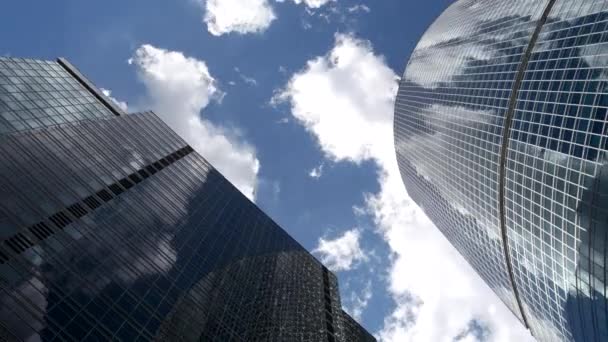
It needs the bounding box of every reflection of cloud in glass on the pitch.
[399,156,520,318]
[395,0,608,340]
[404,0,545,89]
[580,43,608,79]
[0,114,191,340]
[0,270,48,342]
[405,43,493,89]
[0,181,184,341]
[398,103,503,239]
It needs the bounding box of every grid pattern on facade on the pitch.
[340,310,376,342]
[1,112,204,341]
[0,57,114,135]
[0,112,182,229]
[0,111,372,341]
[0,145,194,264]
[395,0,608,341]
[0,57,375,341]
[506,1,608,340]
[156,252,344,342]
[395,0,549,323]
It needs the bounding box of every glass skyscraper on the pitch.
[0,57,375,342]
[395,0,608,341]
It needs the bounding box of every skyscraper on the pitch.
[395,0,608,341]
[0,57,375,342]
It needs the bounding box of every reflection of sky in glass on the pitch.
[0,109,370,341]
[0,58,114,135]
[395,0,608,341]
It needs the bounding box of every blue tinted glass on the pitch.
[395,0,608,340]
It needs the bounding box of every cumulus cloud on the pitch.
[277,34,533,341]
[129,44,260,200]
[368,162,532,342]
[100,87,128,112]
[273,33,398,164]
[314,229,368,272]
[198,0,339,36]
[202,0,276,36]
[308,163,324,179]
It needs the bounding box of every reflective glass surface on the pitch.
[341,310,376,342]
[395,0,608,341]
[0,58,114,135]
[0,60,374,341]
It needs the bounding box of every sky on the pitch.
[1,1,535,341]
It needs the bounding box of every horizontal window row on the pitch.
[0,145,195,264]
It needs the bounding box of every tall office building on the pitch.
[0,57,375,342]
[395,0,607,341]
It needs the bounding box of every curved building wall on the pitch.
[395,0,608,341]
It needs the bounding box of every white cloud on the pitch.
[348,4,370,13]
[234,67,258,86]
[352,204,366,217]
[241,75,258,86]
[345,280,373,321]
[198,0,340,36]
[273,33,398,164]
[272,181,281,200]
[308,163,324,179]
[369,163,532,342]
[129,44,260,200]
[202,0,276,36]
[276,117,290,124]
[100,87,128,112]
[278,0,333,9]
[314,229,368,272]
[277,34,533,341]
[301,20,313,30]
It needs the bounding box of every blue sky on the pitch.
[2,1,534,340]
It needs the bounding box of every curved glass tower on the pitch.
[394,0,608,341]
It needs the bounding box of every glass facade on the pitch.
[395,0,608,341]
[340,310,376,342]
[0,58,118,135]
[0,57,374,342]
